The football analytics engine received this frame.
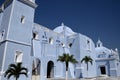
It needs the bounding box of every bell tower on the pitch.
[96,39,103,47]
[0,0,37,80]
[0,0,37,43]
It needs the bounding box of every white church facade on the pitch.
[0,0,120,80]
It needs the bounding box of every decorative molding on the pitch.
[18,0,38,8]
[0,39,31,46]
[95,58,115,61]
[110,68,117,70]
[76,67,84,69]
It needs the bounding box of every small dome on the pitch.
[95,46,111,54]
[53,23,76,36]
[95,46,112,58]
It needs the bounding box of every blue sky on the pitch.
[0,0,120,50]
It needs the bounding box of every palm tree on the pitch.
[81,56,93,77]
[4,63,28,80]
[57,53,78,80]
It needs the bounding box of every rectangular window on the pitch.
[0,33,2,42]
[87,40,91,51]
[0,30,5,42]
[15,51,23,63]
[49,37,53,45]
[21,16,25,24]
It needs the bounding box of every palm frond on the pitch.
[71,58,78,63]
[4,68,15,77]
[21,67,28,72]
[4,63,28,80]
[7,73,14,79]
[9,64,17,69]
[81,56,93,71]
[20,72,28,77]
[57,53,78,70]
[57,55,65,62]
[81,58,85,63]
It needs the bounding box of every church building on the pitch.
[0,0,120,80]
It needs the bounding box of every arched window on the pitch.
[47,61,54,78]
[33,32,38,39]
[68,43,72,48]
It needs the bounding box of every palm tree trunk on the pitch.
[87,63,88,77]
[66,62,68,80]
[66,70,68,80]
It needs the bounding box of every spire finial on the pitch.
[98,37,101,41]
[61,22,66,32]
[61,22,64,26]
[97,37,101,43]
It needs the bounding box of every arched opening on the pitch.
[47,61,54,78]
[33,32,38,40]
[32,58,41,80]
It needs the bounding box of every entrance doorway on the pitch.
[47,61,54,78]
[100,66,106,74]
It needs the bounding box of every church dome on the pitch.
[53,23,76,36]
